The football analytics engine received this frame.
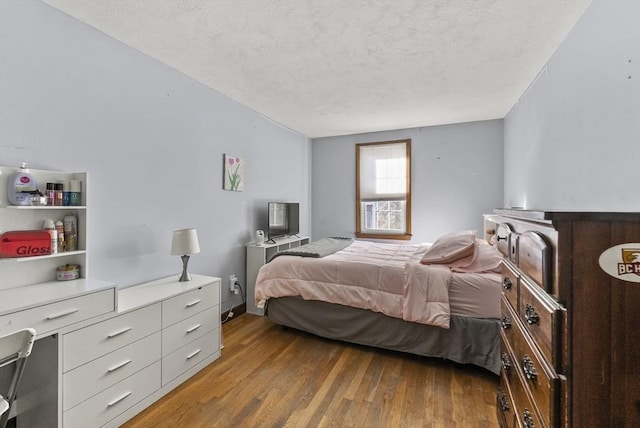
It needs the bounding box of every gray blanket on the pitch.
[269,237,353,262]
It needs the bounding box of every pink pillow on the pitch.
[452,239,503,273]
[420,230,476,265]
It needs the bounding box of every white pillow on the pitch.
[420,230,476,265]
[451,239,503,273]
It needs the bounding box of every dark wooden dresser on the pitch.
[493,209,640,427]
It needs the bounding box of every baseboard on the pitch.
[221,302,246,321]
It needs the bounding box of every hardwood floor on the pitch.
[122,314,500,427]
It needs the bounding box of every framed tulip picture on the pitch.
[223,154,244,191]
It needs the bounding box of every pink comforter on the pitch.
[254,240,454,328]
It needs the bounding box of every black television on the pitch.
[267,202,299,242]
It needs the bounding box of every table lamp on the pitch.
[171,228,200,282]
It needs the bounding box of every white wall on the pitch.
[0,0,312,312]
[312,120,503,243]
[504,0,640,210]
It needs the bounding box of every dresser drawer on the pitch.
[510,370,546,428]
[518,277,563,367]
[162,305,219,356]
[500,331,518,387]
[63,303,161,372]
[511,317,559,428]
[162,328,219,385]
[501,262,518,311]
[162,284,218,328]
[63,332,161,411]
[0,289,115,337]
[517,231,552,292]
[495,222,514,259]
[63,361,161,428]
[500,296,517,353]
[498,371,518,428]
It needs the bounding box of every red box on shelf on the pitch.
[0,230,52,258]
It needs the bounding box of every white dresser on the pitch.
[0,274,221,428]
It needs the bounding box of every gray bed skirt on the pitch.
[265,296,501,375]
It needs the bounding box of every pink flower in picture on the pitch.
[224,154,244,191]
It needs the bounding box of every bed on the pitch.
[254,232,503,374]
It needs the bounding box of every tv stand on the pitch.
[246,235,310,315]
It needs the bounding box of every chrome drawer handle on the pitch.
[186,324,201,334]
[501,315,511,329]
[524,304,539,325]
[107,359,132,373]
[107,327,132,338]
[502,277,512,290]
[523,409,535,428]
[498,392,509,412]
[522,356,537,381]
[107,391,131,407]
[46,308,79,320]
[186,299,202,308]
[501,353,512,371]
[186,349,201,360]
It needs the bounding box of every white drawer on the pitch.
[0,289,115,338]
[162,284,218,328]
[162,306,219,356]
[63,361,161,428]
[63,332,161,411]
[162,328,219,386]
[63,303,161,372]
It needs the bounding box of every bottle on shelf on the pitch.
[55,220,65,253]
[46,183,55,206]
[43,219,57,254]
[64,213,77,251]
[7,163,38,206]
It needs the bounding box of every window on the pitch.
[356,139,411,240]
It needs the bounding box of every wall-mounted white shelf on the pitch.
[5,206,87,210]
[0,165,88,289]
[0,250,87,263]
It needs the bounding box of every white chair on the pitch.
[0,328,36,428]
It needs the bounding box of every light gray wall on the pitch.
[312,120,503,243]
[0,0,311,312]
[504,0,640,210]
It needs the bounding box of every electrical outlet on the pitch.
[229,274,237,292]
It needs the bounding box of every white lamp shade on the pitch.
[171,228,201,255]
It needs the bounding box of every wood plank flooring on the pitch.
[122,314,500,427]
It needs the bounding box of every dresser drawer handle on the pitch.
[502,277,512,290]
[501,353,512,371]
[186,299,202,308]
[186,324,202,334]
[107,327,132,338]
[107,391,132,407]
[186,349,201,360]
[522,356,537,381]
[46,308,79,320]
[523,409,535,428]
[501,315,511,329]
[496,235,507,242]
[524,304,539,325]
[107,359,132,373]
[498,392,510,411]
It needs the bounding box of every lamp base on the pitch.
[178,254,192,282]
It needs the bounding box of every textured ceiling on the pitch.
[42,0,591,138]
